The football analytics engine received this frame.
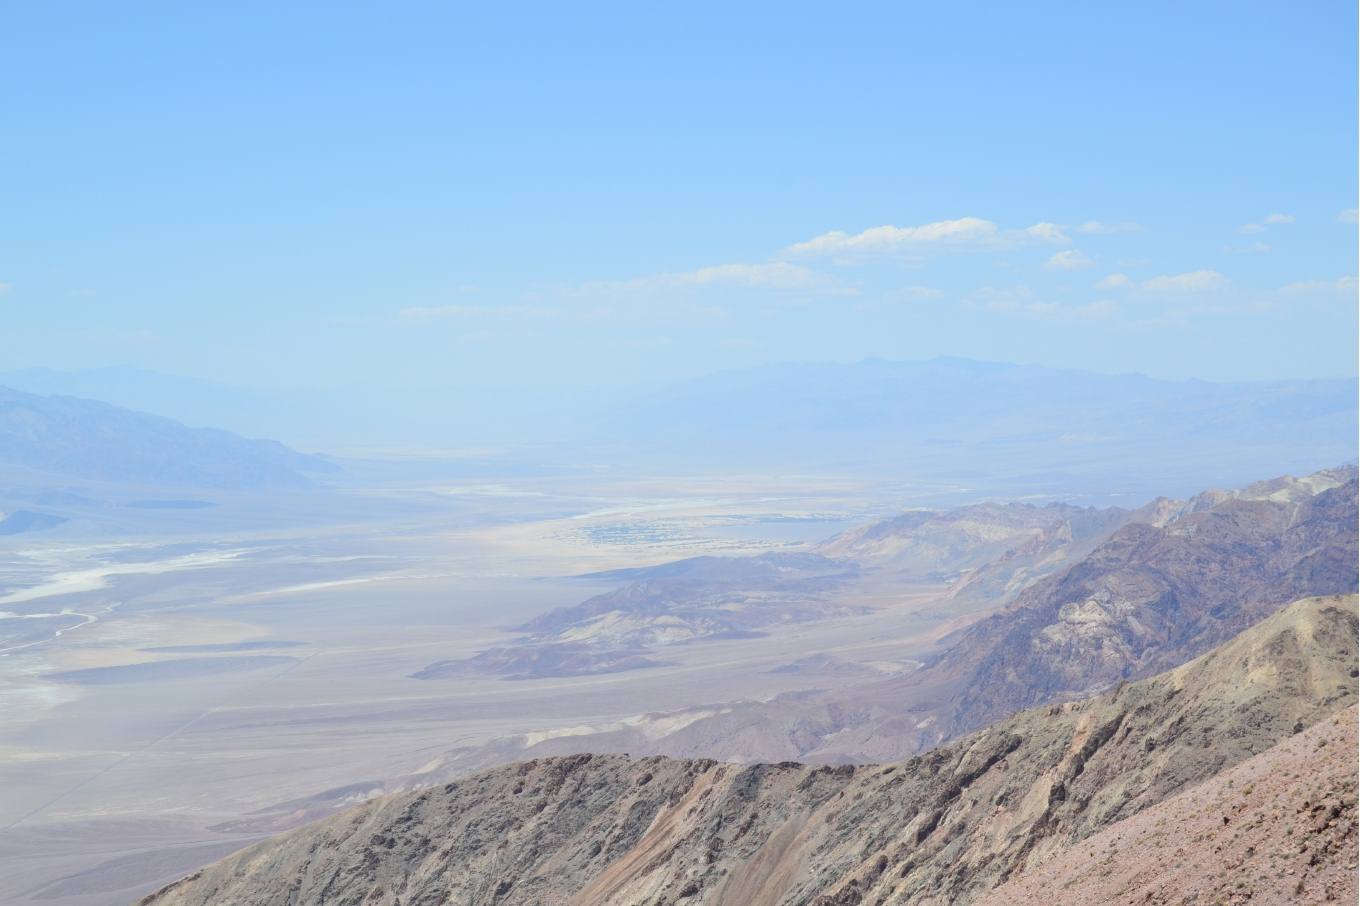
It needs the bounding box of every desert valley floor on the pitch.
[1,470,993,905]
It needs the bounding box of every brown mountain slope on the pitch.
[934,473,1359,734]
[139,594,1358,906]
[640,472,1358,763]
[977,704,1358,906]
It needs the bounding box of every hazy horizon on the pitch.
[2,355,1357,457]
[4,3,1357,419]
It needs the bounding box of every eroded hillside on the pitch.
[641,470,1358,763]
[140,594,1358,906]
[977,704,1358,905]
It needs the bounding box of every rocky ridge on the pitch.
[140,594,1359,906]
[634,470,1358,763]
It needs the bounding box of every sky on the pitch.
[2,1,1357,412]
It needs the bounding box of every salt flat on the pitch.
[0,470,957,906]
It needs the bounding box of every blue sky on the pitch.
[2,1,1356,402]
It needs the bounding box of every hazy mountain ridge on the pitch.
[600,358,1358,495]
[818,500,1135,607]
[0,367,283,439]
[0,508,69,535]
[816,502,1124,576]
[0,385,338,489]
[137,594,1359,906]
[414,553,862,679]
[9,360,1353,499]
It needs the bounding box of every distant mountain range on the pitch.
[599,357,1358,496]
[5,360,1355,499]
[0,385,338,489]
[0,366,282,437]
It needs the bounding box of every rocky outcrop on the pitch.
[140,594,1359,906]
[933,472,1358,736]
[977,704,1359,906]
[638,471,1358,763]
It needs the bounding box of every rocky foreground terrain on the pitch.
[140,594,1358,906]
[977,704,1358,905]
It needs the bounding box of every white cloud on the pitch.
[1096,272,1132,290]
[853,285,945,311]
[0,283,10,296]
[1070,299,1120,320]
[784,217,1001,258]
[782,216,1127,262]
[1142,269,1228,293]
[399,304,562,321]
[662,262,827,289]
[900,285,943,297]
[886,285,944,300]
[1024,222,1072,244]
[970,284,1034,305]
[547,261,856,317]
[974,288,1117,322]
[983,299,1055,316]
[400,304,477,320]
[1338,208,1359,224]
[1045,249,1095,271]
[404,260,852,330]
[1240,212,1295,234]
[1075,221,1142,235]
[603,261,848,294]
[1278,276,1358,295]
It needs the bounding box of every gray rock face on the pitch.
[139,595,1358,906]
